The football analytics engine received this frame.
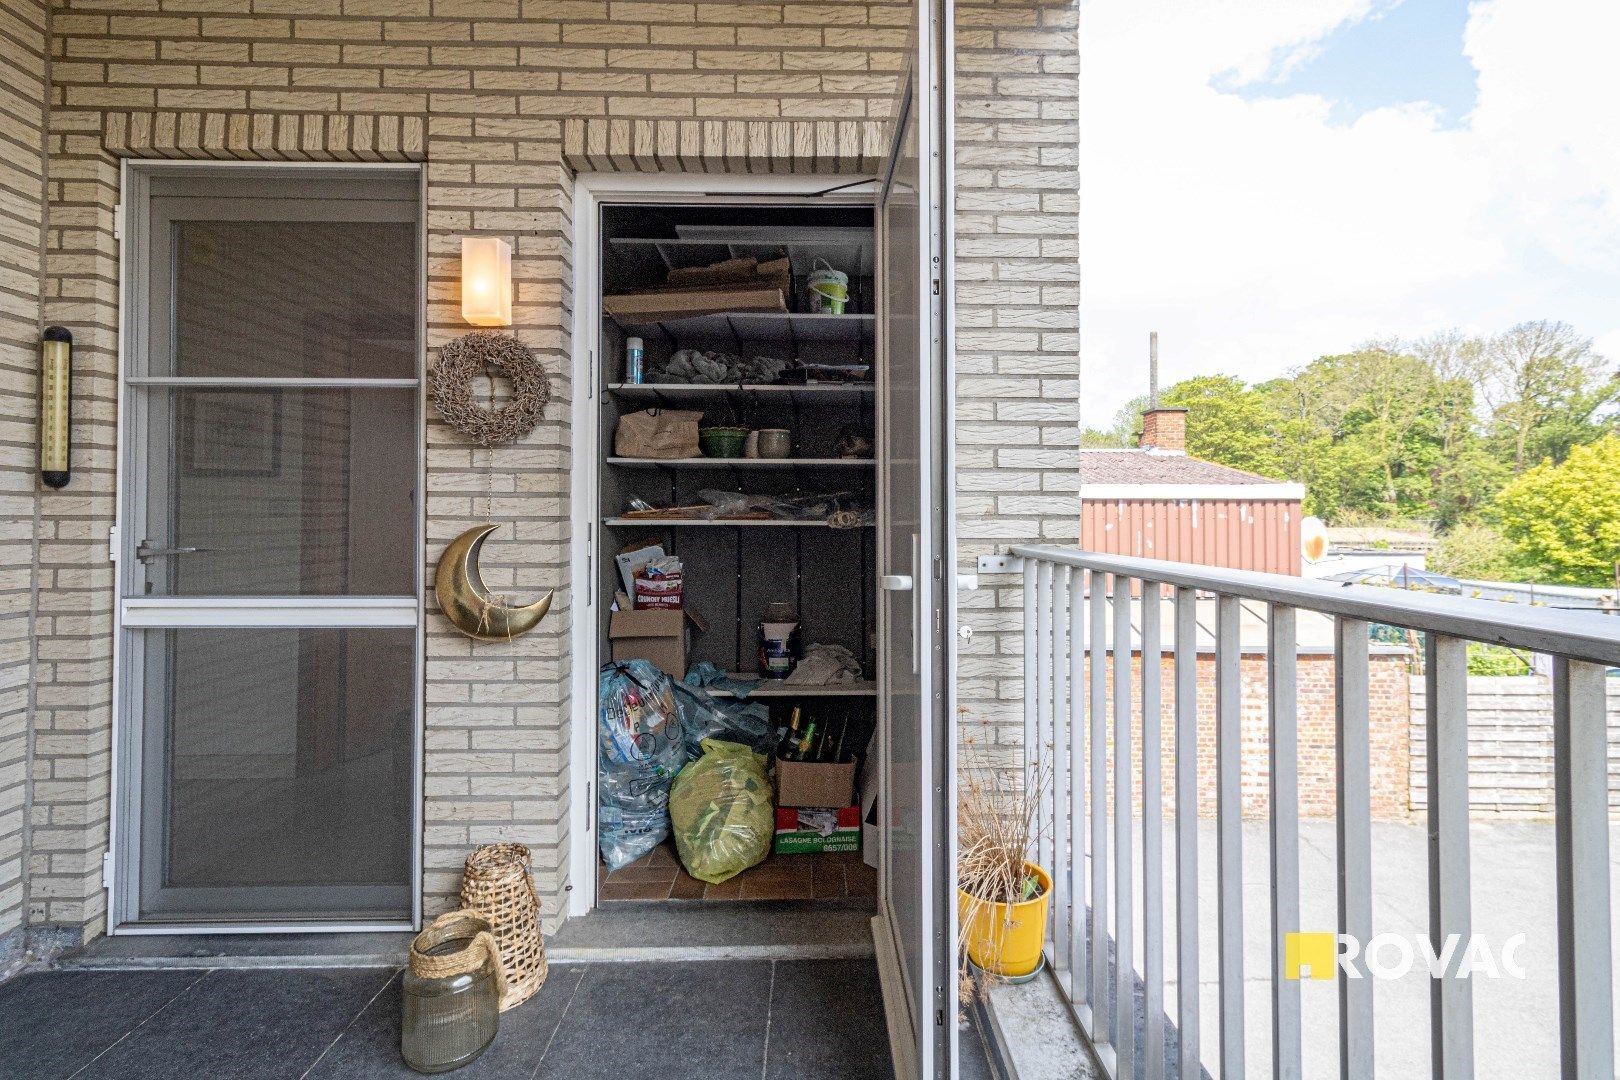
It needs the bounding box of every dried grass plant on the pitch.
[956,728,1052,1003]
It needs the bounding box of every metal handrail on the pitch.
[1005,545,1615,1080]
[1009,545,1620,666]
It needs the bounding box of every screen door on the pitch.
[114,167,422,928]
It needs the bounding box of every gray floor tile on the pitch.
[0,969,203,1080]
[304,965,585,1079]
[538,960,774,1080]
[765,959,892,1080]
[75,968,394,1080]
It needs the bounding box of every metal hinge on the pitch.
[107,524,119,563]
[588,350,595,400]
[112,204,124,241]
[101,851,113,891]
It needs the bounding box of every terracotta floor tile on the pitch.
[669,870,708,899]
[700,879,743,900]
[603,863,679,884]
[598,879,674,901]
[738,876,813,900]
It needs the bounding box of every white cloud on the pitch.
[1079,0,1620,426]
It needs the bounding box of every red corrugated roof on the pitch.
[1078,449,1283,486]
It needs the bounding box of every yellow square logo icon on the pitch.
[1285,933,1337,980]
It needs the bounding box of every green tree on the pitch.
[1491,434,1620,586]
[1428,522,1514,582]
[1157,375,1285,477]
[1287,347,1444,518]
[1478,320,1619,471]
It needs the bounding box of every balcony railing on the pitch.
[1004,545,1620,1080]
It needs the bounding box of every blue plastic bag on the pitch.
[597,661,687,870]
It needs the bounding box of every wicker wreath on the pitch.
[431,331,551,447]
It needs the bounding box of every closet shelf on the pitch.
[606,457,873,469]
[703,678,877,699]
[603,517,873,529]
[607,228,874,276]
[605,310,874,348]
[607,382,873,405]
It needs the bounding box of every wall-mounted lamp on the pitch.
[461,237,512,327]
[39,326,71,489]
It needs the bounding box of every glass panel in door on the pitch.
[123,173,420,926]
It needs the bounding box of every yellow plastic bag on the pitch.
[669,738,773,884]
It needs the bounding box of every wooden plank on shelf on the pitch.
[603,285,785,322]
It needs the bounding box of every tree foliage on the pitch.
[1079,322,1619,583]
[1491,435,1620,587]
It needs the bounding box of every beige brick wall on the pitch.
[0,0,48,944]
[951,0,1079,758]
[15,0,1079,937]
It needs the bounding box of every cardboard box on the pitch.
[609,608,686,677]
[775,758,857,809]
[773,806,861,855]
[603,286,786,323]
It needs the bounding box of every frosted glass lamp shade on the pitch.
[461,237,512,327]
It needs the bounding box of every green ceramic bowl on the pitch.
[699,426,750,458]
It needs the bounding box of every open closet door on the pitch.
[875,0,951,1074]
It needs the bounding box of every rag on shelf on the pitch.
[650,349,789,385]
[783,643,862,686]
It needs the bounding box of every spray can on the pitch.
[625,336,644,384]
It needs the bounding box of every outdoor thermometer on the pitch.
[39,326,71,488]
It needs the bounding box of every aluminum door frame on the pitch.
[108,161,427,934]
[874,1,954,1069]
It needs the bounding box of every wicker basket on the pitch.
[459,843,547,1010]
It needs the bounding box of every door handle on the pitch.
[880,574,914,591]
[136,541,206,563]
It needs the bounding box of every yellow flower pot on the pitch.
[958,862,1052,978]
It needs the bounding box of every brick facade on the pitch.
[0,0,49,948]
[0,0,1082,943]
[952,0,1080,762]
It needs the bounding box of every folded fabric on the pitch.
[784,643,862,686]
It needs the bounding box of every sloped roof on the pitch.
[1078,449,1283,486]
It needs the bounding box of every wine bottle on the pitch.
[780,706,802,761]
[795,721,818,761]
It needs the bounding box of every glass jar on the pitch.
[401,913,502,1074]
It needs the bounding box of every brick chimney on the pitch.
[1139,407,1187,452]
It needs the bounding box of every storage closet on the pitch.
[593,200,880,904]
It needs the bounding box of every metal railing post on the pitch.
[1215,594,1245,1080]
[1335,617,1374,1080]
[1425,634,1474,1080]
[1552,657,1614,1080]
[1113,574,1136,1079]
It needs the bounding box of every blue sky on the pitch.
[1225,1,1479,124]
[1079,0,1620,427]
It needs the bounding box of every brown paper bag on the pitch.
[614,409,702,459]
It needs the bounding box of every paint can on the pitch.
[806,260,849,315]
[758,602,800,679]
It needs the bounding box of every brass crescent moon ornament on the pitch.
[435,524,554,642]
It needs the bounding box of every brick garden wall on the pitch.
[1037,650,1412,821]
[10,0,1082,940]
[0,0,48,949]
